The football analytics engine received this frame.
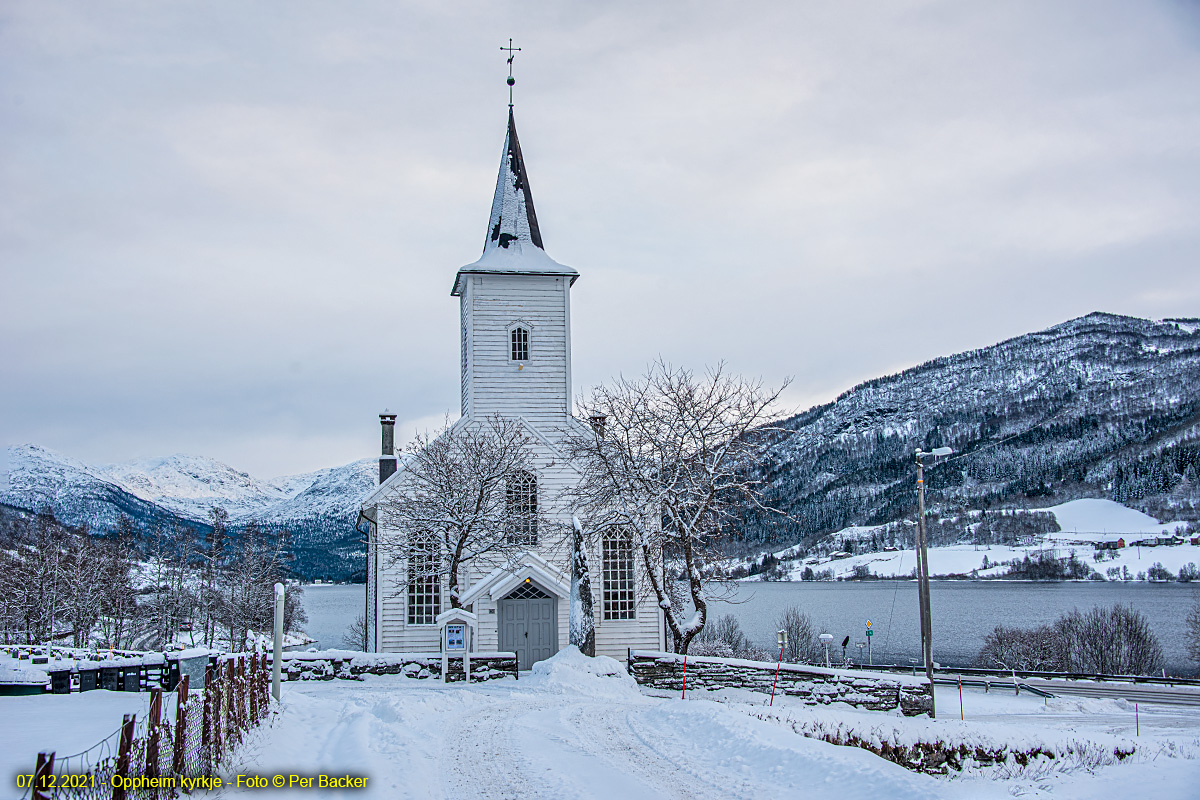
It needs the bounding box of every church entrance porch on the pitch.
[498,580,557,670]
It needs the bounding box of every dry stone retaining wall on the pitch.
[276,650,517,683]
[628,651,933,716]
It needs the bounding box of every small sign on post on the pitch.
[437,609,478,684]
[446,624,465,651]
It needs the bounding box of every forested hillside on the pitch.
[740,313,1200,552]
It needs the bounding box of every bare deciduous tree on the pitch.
[977,604,1165,676]
[1187,595,1200,667]
[377,414,547,609]
[342,614,369,651]
[566,360,789,653]
[977,624,1061,672]
[775,606,825,665]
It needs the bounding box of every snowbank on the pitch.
[528,645,641,698]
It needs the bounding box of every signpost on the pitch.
[865,620,873,665]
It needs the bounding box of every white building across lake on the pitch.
[360,106,665,668]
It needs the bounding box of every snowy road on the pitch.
[221,649,1199,800]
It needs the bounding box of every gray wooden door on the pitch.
[499,582,557,670]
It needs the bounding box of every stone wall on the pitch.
[275,651,517,683]
[628,651,933,716]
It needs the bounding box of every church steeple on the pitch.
[452,109,577,297]
[487,109,544,252]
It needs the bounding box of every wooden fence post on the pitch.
[225,659,237,746]
[145,689,162,778]
[32,752,54,800]
[173,674,189,776]
[212,670,223,765]
[202,665,212,760]
[237,656,246,732]
[250,654,259,723]
[111,714,136,800]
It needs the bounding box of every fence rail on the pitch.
[21,652,271,800]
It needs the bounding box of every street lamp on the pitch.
[819,633,833,668]
[915,446,952,718]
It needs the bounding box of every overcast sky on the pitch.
[2,0,1199,479]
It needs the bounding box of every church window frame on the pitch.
[406,529,441,626]
[505,470,538,546]
[602,529,637,620]
[510,326,529,361]
[507,320,533,362]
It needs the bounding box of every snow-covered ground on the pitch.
[1046,499,1184,538]
[768,499,1199,581]
[793,542,1200,581]
[4,648,1197,799]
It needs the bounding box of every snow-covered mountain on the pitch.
[7,311,1198,577]
[1,444,376,580]
[743,312,1200,549]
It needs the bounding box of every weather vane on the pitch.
[501,38,521,107]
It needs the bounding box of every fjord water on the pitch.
[299,581,1199,675]
[719,581,1198,675]
[299,583,366,651]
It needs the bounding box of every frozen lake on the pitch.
[298,581,1200,675]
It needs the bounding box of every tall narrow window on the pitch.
[602,530,636,620]
[406,530,440,625]
[510,326,529,361]
[505,470,537,545]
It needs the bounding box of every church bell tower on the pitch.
[452,108,579,429]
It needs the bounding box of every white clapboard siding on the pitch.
[462,274,572,424]
[369,254,666,659]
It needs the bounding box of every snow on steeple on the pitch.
[452,109,577,296]
[488,108,544,252]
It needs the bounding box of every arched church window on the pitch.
[510,326,529,361]
[602,529,636,620]
[505,470,537,545]
[406,530,440,625]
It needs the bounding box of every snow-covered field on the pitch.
[9,648,1191,799]
[772,499,1199,581]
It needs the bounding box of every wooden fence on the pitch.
[22,653,270,800]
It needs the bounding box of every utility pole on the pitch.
[916,455,935,718]
[915,447,951,719]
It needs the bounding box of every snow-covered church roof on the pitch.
[452,108,578,297]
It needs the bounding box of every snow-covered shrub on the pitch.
[747,706,1139,778]
[977,604,1164,675]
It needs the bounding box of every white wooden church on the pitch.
[360,107,665,668]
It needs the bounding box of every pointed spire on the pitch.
[486,108,544,252]
[452,109,577,296]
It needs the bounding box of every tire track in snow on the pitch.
[441,698,535,799]
[557,702,727,799]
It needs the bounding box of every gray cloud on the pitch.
[2,0,1198,477]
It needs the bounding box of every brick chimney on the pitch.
[379,411,397,484]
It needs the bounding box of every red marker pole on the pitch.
[681,655,688,699]
[770,646,784,706]
[958,675,964,720]
[1136,702,1139,736]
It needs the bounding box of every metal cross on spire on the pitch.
[501,38,521,107]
